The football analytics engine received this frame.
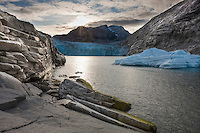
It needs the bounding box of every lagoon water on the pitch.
[53,56,200,133]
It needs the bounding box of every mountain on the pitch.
[53,25,130,43]
[52,25,130,56]
[0,10,66,82]
[122,0,200,55]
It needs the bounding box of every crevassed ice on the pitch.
[113,48,200,69]
[53,39,129,56]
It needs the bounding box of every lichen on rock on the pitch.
[58,78,156,132]
[59,78,131,112]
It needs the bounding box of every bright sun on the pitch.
[70,16,91,26]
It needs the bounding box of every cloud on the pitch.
[0,0,21,3]
[32,14,76,26]
[36,25,74,36]
[86,19,148,34]
[138,0,182,12]
[87,19,147,28]
[0,0,183,35]
[87,19,147,26]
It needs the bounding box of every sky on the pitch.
[0,0,182,36]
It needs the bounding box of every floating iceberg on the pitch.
[114,48,200,69]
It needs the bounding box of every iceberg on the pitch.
[114,48,200,69]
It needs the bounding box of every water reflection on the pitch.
[53,56,200,133]
[70,56,90,79]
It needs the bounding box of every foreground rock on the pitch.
[122,0,200,55]
[0,72,26,110]
[0,72,139,133]
[59,78,131,112]
[59,78,157,133]
[0,10,66,82]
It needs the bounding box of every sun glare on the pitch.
[70,16,91,26]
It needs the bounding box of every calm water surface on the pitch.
[54,56,200,133]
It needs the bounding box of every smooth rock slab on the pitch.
[4,96,139,133]
[0,72,26,110]
[0,62,14,71]
[7,52,28,63]
[0,88,26,110]
[0,98,17,111]
[65,95,156,133]
[0,40,22,52]
[59,78,131,112]
[0,56,17,64]
[0,72,27,94]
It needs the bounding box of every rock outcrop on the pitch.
[0,72,27,110]
[0,10,66,82]
[59,78,131,112]
[122,0,200,55]
[58,78,156,133]
[53,25,130,43]
[0,72,138,133]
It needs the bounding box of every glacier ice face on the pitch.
[114,48,200,69]
[53,38,130,56]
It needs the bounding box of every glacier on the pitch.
[53,38,129,56]
[114,48,200,69]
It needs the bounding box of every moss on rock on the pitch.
[75,78,131,112]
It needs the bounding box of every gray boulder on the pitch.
[59,78,131,112]
[122,0,200,55]
[0,10,66,82]
[0,72,26,110]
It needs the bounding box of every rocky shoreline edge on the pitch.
[0,9,156,133]
[0,72,156,133]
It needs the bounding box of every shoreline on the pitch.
[0,71,156,133]
[0,72,138,133]
[54,74,156,132]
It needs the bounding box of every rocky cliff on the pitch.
[53,25,130,43]
[122,0,200,55]
[0,10,66,82]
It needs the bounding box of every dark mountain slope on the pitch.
[53,25,130,43]
[122,0,200,55]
